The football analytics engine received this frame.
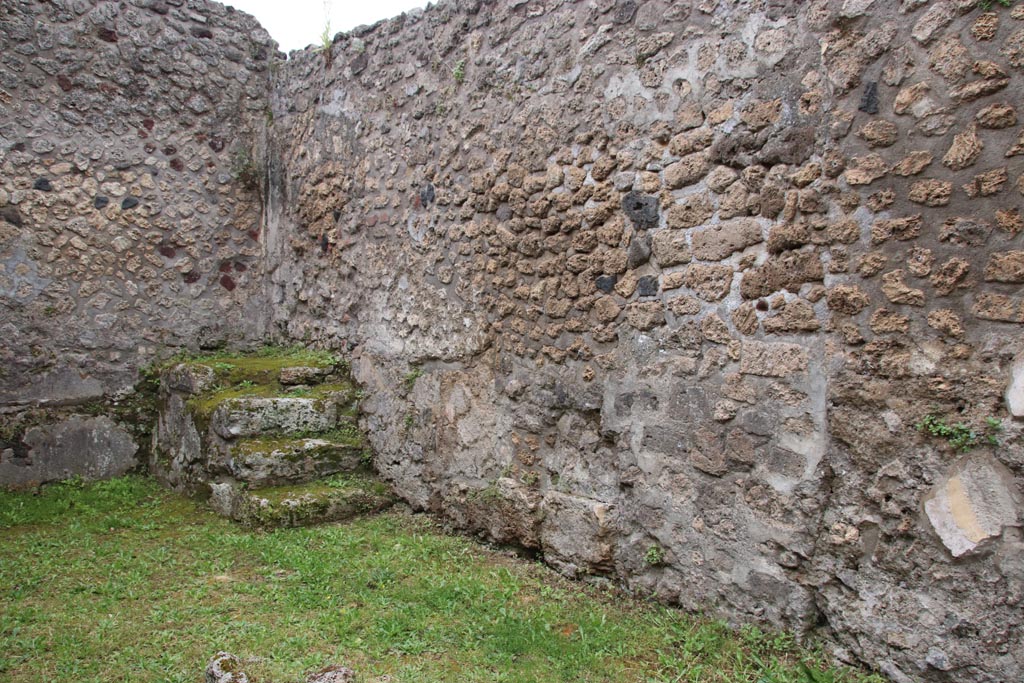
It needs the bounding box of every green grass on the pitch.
[0,478,884,683]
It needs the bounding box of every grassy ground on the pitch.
[0,477,883,683]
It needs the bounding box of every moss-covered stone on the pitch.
[209,473,395,528]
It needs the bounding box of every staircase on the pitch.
[151,349,395,528]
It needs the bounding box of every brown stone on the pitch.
[971,12,999,41]
[667,294,701,316]
[651,229,692,267]
[844,154,888,185]
[827,219,860,245]
[857,120,899,148]
[906,247,935,277]
[666,194,713,229]
[827,285,871,315]
[984,251,1024,283]
[701,313,732,343]
[894,82,931,115]
[740,251,823,300]
[1007,129,1024,157]
[741,99,782,130]
[789,163,821,188]
[881,270,925,306]
[767,223,810,254]
[951,75,1010,102]
[691,219,763,261]
[763,298,820,334]
[869,309,910,334]
[976,103,1017,129]
[593,295,622,323]
[995,209,1024,234]
[908,179,952,206]
[912,2,955,45]
[732,302,759,335]
[928,37,971,81]
[683,263,734,301]
[625,301,665,330]
[871,216,922,245]
[721,183,754,219]
[927,309,964,338]
[943,124,983,171]
[669,128,714,156]
[962,167,1008,198]
[933,255,970,296]
[665,152,710,189]
[891,151,933,176]
[740,341,808,377]
[615,273,638,298]
[706,166,738,193]
[973,293,1024,323]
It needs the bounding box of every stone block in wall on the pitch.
[540,491,616,577]
[1007,354,1024,418]
[923,455,1022,557]
[0,416,138,488]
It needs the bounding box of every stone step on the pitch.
[209,397,346,439]
[208,473,396,528]
[225,435,367,487]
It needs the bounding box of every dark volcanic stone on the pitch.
[596,274,618,293]
[350,52,368,75]
[93,196,109,209]
[34,178,53,192]
[622,191,659,230]
[121,197,139,210]
[858,81,879,115]
[627,233,652,269]
[0,206,23,227]
[97,27,117,43]
[638,275,659,297]
[420,182,435,206]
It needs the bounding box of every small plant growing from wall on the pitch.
[644,544,665,567]
[915,413,1003,452]
[979,0,1014,9]
[451,59,466,84]
[317,22,333,66]
[230,146,262,194]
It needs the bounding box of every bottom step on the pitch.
[209,473,396,528]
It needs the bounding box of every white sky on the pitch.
[225,0,428,52]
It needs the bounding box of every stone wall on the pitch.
[3,0,1024,680]
[265,1,1024,681]
[0,0,275,479]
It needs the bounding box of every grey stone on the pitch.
[1007,354,1024,418]
[209,398,340,439]
[205,652,248,683]
[0,416,138,488]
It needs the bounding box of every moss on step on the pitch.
[224,472,395,528]
[185,381,355,425]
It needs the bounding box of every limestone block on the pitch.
[210,398,339,439]
[540,491,616,576]
[923,455,1021,557]
[1007,354,1024,418]
[162,363,217,395]
[279,366,332,385]
[0,416,138,488]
